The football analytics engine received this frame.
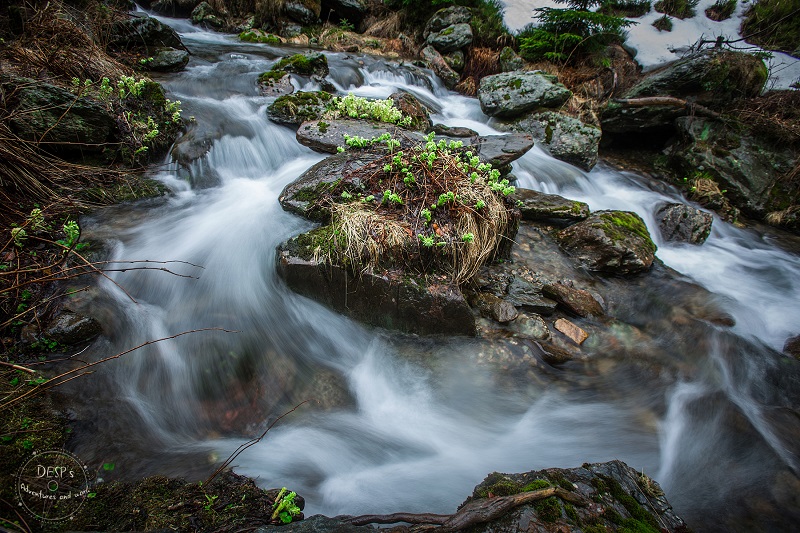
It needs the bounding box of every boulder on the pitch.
[654,202,713,244]
[512,189,590,223]
[8,79,115,151]
[109,14,183,51]
[147,48,190,72]
[267,91,333,128]
[258,72,294,97]
[497,111,600,170]
[272,52,329,77]
[624,49,767,104]
[471,133,534,167]
[389,92,432,132]
[279,151,382,221]
[44,310,101,346]
[665,117,796,218]
[191,1,226,29]
[465,460,688,532]
[443,50,465,72]
[542,282,605,317]
[478,71,572,119]
[556,210,657,274]
[283,0,321,25]
[421,45,460,90]
[427,23,473,53]
[295,119,424,154]
[554,317,589,345]
[469,292,518,323]
[170,121,220,167]
[276,229,476,336]
[424,6,472,39]
[499,46,524,72]
[322,0,368,24]
[601,100,686,134]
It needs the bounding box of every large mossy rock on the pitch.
[7,79,116,151]
[267,91,333,127]
[464,460,687,532]
[424,5,472,39]
[478,71,572,119]
[427,23,473,53]
[276,228,477,336]
[191,1,226,29]
[497,111,600,170]
[273,52,329,77]
[109,14,183,51]
[556,210,656,274]
[665,117,797,219]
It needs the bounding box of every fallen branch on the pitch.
[338,487,588,531]
[612,97,723,120]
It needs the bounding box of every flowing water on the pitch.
[66,17,800,531]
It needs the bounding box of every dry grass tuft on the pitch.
[457,47,501,97]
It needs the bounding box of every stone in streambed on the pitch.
[512,189,590,223]
[44,310,101,346]
[654,202,713,244]
[267,91,333,128]
[148,47,190,72]
[554,317,588,345]
[542,282,604,318]
[556,210,657,275]
[478,71,572,119]
[421,45,460,90]
[505,277,558,315]
[276,228,476,336]
[509,312,550,340]
[468,292,518,323]
[295,119,424,154]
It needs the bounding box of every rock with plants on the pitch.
[147,48,191,72]
[423,5,472,39]
[512,188,590,223]
[191,1,228,29]
[556,210,657,274]
[277,131,523,335]
[478,71,572,119]
[427,22,474,53]
[389,92,433,131]
[267,91,335,127]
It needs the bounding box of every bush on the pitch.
[705,0,737,21]
[518,0,635,63]
[654,0,699,20]
[741,0,800,57]
[599,0,652,17]
[652,14,673,31]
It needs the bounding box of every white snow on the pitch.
[500,0,800,89]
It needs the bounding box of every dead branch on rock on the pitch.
[338,487,588,531]
[612,97,723,120]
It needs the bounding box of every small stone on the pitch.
[554,318,588,345]
[45,310,101,346]
[510,312,550,340]
[470,292,518,323]
[542,282,604,317]
[512,189,590,223]
[506,277,558,315]
[535,340,574,364]
[654,202,713,244]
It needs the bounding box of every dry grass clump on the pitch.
[457,47,501,96]
[731,90,800,147]
[313,134,517,283]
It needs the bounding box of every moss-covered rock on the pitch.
[478,71,572,119]
[267,91,334,127]
[426,22,473,53]
[389,92,433,131]
[556,210,656,274]
[191,1,226,29]
[273,52,329,77]
[511,188,590,223]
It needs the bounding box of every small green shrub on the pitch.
[652,14,673,31]
[705,0,736,21]
[599,0,652,17]
[741,0,800,56]
[654,0,699,19]
[328,93,412,127]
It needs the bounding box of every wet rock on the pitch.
[323,0,368,25]
[267,91,333,128]
[505,277,558,315]
[273,52,329,77]
[279,151,382,221]
[7,78,115,151]
[496,110,600,170]
[556,210,657,275]
[109,14,183,52]
[601,100,686,134]
[295,119,423,154]
[421,45,460,90]
[542,282,604,317]
[444,50,465,72]
[191,1,226,29]
[469,292,518,323]
[471,134,534,167]
[170,121,220,167]
[465,460,688,532]
[512,189,590,223]
[427,23,473,53]
[258,72,294,97]
[423,5,472,39]
[534,340,574,365]
[499,46,524,72]
[432,124,478,138]
[784,335,800,359]
[44,310,101,346]
[509,312,550,340]
[276,229,476,336]
[389,92,432,132]
[554,317,588,345]
[654,202,713,244]
[478,71,572,119]
[284,0,321,25]
[148,47,190,72]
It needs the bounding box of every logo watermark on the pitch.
[15,449,91,522]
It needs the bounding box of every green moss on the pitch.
[521,479,551,491]
[293,178,341,202]
[512,78,523,90]
[318,121,329,133]
[564,502,579,523]
[274,53,328,75]
[239,30,280,44]
[545,124,554,144]
[598,211,656,252]
[440,26,455,36]
[620,518,661,533]
[294,224,346,260]
[533,496,562,522]
[270,91,333,123]
[600,475,661,532]
[258,70,287,85]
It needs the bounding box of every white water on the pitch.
[72,17,800,531]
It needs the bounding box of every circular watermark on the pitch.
[15,449,91,522]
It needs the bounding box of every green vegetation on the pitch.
[271,487,302,523]
[534,496,562,522]
[654,0,699,19]
[329,93,413,127]
[598,211,656,252]
[518,0,636,63]
[741,0,800,57]
[274,53,327,75]
[705,0,737,21]
[600,0,652,17]
[653,14,673,31]
[259,70,288,85]
[239,30,281,44]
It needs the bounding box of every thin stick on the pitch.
[204,399,315,486]
[0,361,35,373]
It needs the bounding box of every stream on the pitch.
[65,16,800,532]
